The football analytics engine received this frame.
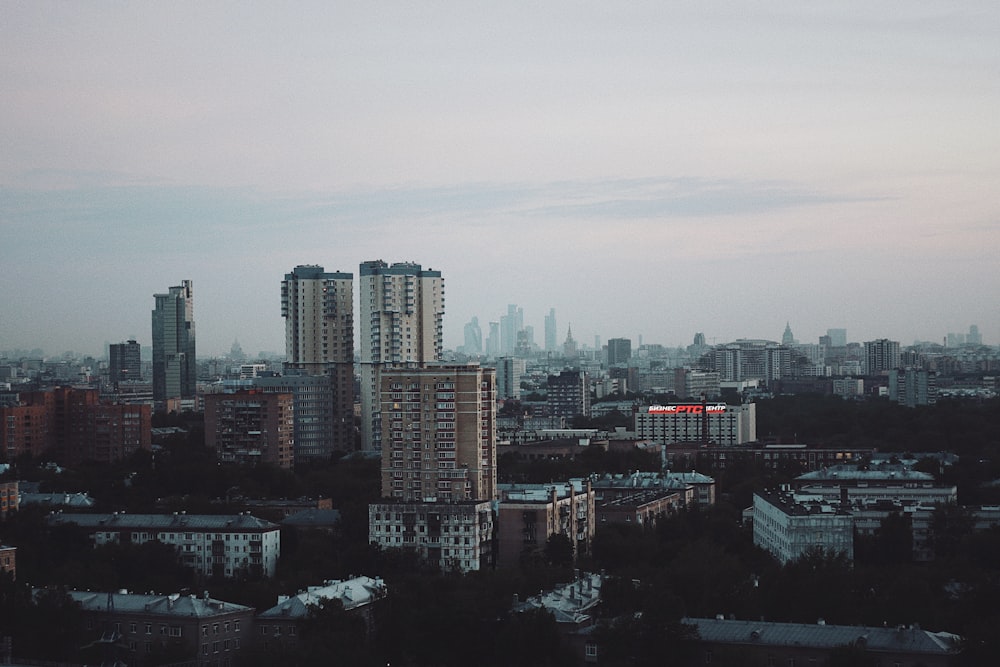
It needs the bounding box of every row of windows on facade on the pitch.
[105,532,265,542]
[86,620,241,636]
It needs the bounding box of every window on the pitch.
[145,623,152,635]
[169,626,182,637]
[585,644,598,658]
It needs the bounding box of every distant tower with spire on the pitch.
[563,324,578,358]
[782,322,796,346]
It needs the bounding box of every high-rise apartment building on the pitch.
[152,280,196,407]
[108,339,142,384]
[864,339,901,375]
[378,364,496,503]
[547,370,590,419]
[369,364,497,572]
[280,265,355,455]
[496,357,526,399]
[204,390,295,468]
[359,260,444,451]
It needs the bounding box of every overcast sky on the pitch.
[2,2,998,357]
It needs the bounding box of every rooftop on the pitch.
[47,512,278,532]
[685,617,960,655]
[62,590,252,618]
[258,576,387,619]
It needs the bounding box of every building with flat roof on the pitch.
[635,402,755,446]
[753,489,854,563]
[359,260,444,452]
[152,280,196,407]
[368,500,494,572]
[48,512,280,578]
[280,265,355,455]
[204,390,294,468]
[379,364,496,503]
[496,481,596,568]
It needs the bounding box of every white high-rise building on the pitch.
[280,265,355,456]
[359,260,444,451]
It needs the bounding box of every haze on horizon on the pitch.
[2,2,998,358]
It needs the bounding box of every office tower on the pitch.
[485,321,500,357]
[108,339,141,383]
[500,304,523,356]
[379,364,496,502]
[693,332,706,347]
[496,356,526,399]
[968,325,982,346]
[864,339,901,375]
[544,308,557,353]
[463,316,483,355]
[359,260,444,451]
[152,280,195,407]
[607,338,632,367]
[281,265,354,455]
[826,328,847,348]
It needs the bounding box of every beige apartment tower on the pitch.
[379,364,496,503]
[280,265,355,456]
[359,260,444,451]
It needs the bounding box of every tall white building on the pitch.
[359,260,444,451]
[864,338,900,375]
[280,265,355,455]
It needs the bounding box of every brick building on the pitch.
[204,390,294,468]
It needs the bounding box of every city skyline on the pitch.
[3,3,999,356]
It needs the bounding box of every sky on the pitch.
[2,2,999,357]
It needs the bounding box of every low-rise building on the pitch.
[635,402,756,446]
[752,489,854,563]
[256,576,387,649]
[596,490,681,528]
[368,500,494,572]
[496,481,596,568]
[0,545,15,578]
[0,480,18,518]
[47,511,280,578]
[683,617,960,667]
[67,590,254,667]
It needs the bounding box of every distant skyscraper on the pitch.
[108,339,141,383]
[826,328,847,348]
[152,280,195,406]
[281,265,355,455]
[607,338,632,367]
[485,321,500,358]
[463,316,483,355]
[544,308,557,353]
[359,260,444,451]
[968,325,982,346]
[864,339,900,375]
[500,304,523,356]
